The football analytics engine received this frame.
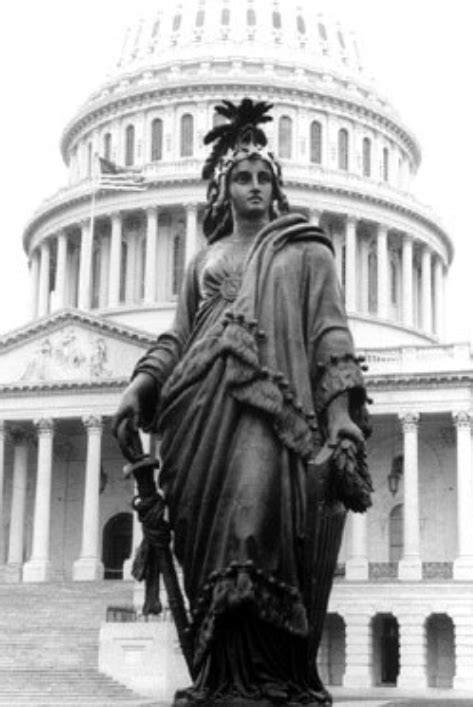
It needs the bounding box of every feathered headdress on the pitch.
[202,98,289,241]
[202,98,274,180]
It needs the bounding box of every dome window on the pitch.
[272,11,282,30]
[180,114,194,157]
[152,19,160,38]
[103,132,112,162]
[337,30,346,49]
[338,128,349,171]
[310,121,322,164]
[125,125,135,166]
[151,118,163,162]
[196,9,205,27]
[362,137,371,177]
[318,22,327,41]
[247,8,256,26]
[383,147,390,182]
[297,15,306,34]
[278,116,292,159]
[221,8,230,25]
[87,141,93,177]
[173,14,182,32]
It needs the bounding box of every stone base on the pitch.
[397,671,427,690]
[453,557,473,581]
[3,563,23,583]
[342,670,372,689]
[454,674,473,690]
[345,558,369,581]
[72,557,103,581]
[22,559,51,583]
[398,557,422,581]
[99,619,189,700]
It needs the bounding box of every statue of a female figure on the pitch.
[113,99,372,706]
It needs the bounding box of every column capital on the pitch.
[184,202,199,213]
[452,411,473,429]
[33,418,55,435]
[377,222,389,236]
[9,425,32,445]
[82,414,103,432]
[145,205,159,217]
[399,412,420,431]
[402,232,414,244]
[345,214,358,227]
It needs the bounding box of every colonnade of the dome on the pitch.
[28,200,446,343]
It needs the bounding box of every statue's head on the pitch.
[202,99,289,242]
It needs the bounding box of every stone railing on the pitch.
[360,343,472,375]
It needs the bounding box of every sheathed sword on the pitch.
[119,421,196,679]
[305,443,347,704]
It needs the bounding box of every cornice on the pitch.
[0,308,155,352]
[60,78,420,166]
[0,378,129,394]
[366,371,473,388]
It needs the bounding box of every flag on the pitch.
[97,156,146,191]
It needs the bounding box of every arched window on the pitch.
[150,118,163,161]
[196,9,205,27]
[362,137,371,177]
[103,132,112,161]
[247,8,256,25]
[278,116,292,159]
[368,249,378,313]
[318,22,327,41]
[125,124,135,166]
[172,233,185,295]
[383,147,390,182]
[338,128,349,171]
[272,11,282,29]
[389,504,403,562]
[221,7,230,25]
[297,15,306,34]
[152,19,160,37]
[338,30,345,49]
[180,114,194,157]
[173,14,181,31]
[310,120,322,164]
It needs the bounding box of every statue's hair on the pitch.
[202,99,290,242]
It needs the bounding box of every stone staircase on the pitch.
[0,581,160,705]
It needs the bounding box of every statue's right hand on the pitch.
[111,372,157,438]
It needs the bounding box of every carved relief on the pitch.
[20,328,112,382]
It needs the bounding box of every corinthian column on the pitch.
[421,246,432,334]
[38,239,51,317]
[344,215,357,312]
[433,257,445,339]
[55,230,68,310]
[401,234,413,327]
[398,412,422,580]
[184,204,199,267]
[73,416,104,581]
[453,412,473,579]
[23,419,55,582]
[6,428,29,582]
[78,219,93,310]
[144,206,158,303]
[108,212,122,307]
[377,224,389,319]
[29,250,40,319]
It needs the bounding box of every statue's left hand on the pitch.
[326,391,365,449]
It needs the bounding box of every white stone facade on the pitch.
[1,0,472,695]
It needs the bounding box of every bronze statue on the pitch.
[112,99,372,707]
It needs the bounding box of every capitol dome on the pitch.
[23,0,452,349]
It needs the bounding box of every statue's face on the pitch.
[228,157,273,220]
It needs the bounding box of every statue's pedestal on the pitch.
[99,617,189,701]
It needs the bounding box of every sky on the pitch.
[1,0,473,343]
